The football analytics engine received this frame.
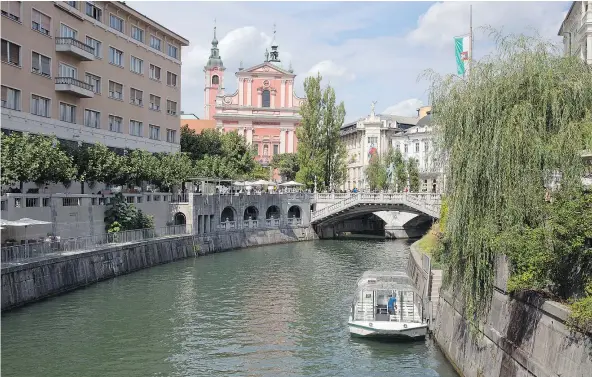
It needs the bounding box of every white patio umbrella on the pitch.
[3,218,52,245]
[252,179,275,186]
[278,181,305,186]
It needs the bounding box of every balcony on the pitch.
[55,37,95,61]
[55,77,94,98]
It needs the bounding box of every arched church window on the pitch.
[212,75,219,85]
[262,89,270,108]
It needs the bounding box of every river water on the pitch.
[1,239,458,377]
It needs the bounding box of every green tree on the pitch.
[365,153,388,190]
[180,126,223,161]
[120,149,159,188]
[296,73,347,190]
[408,158,421,192]
[271,153,299,181]
[104,192,154,231]
[155,152,194,191]
[385,147,407,191]
[395,158,407,192]
[425,29,592,320]
[72,143,121,193]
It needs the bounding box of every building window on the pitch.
[109,115,122,132]
[415,142,420,153]
[166,129,176,143]
[60,23,77,39]
[131,26,144,43]
[32,9,51,36]
[85,2,102,21]
[32,52,51,77]
[262,90,270,108]
[252,143,259,155]
[130,55,143,74]
[59,62,77,78]
[1,39,21,66]
[425,142,429,152]
[149,94,161,111]
[130,88,143,106]
[404,144,408,153]
[167,44,178,59]
[167,71,177,87]
[130,120,143,137]
[1,85,20,110]
[263,145,269,156]
[109,46,123,67]
[31,94,50,117]
[59,102,76,123]
[85,73,101,94]
[212,75,219,85]
[66,1,76,8]
[84,109,100,128]
[109,14,124,33]
[368,136,378,145]
[108,80,123,100]
[149,124,160,140]
[1,1,21,22]
[149,64,161,81]
[273,144,279,155]
[85,36,101,58]
[150,35,161,51]
[167,100,177,115]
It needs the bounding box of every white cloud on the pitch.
[382,99,424,117]
[306,60,356,81]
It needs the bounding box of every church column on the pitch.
[280,80,286,107]
[271,90,276,108]
[238,78,244,106]
[280,128,286,153]
[246,127,253,144]
[257,88,262,107]
[287,80,293,107]
[287,129,294,153]
[247,79,252,106]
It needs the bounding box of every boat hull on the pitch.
[348,320,427,340]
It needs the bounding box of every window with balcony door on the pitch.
[85,2,102,21]
[32,9,51,36]
[1,85,21,110]
[149,64,161,80]
[60,102,76,123]
[60,23,77,39]
[1,1,21,22]
[85,73,101,94]
[262,90,270,108]
[32,52,51,77]
[59,63,77,79]
[1,39,21,66]
[149,124,160,140]
[85,36,101,58]
[84,109,100,128]
[31,95,50,117]
[130,88,143,106]
[109,115,122,132]
[149,94,161,111]
[150,35,161,51]
[108,80,123,100]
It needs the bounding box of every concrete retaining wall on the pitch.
[1,226,317,311]
[433,256,592,377]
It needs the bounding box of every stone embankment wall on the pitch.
[1,226,317,311]
[433,256,592,377]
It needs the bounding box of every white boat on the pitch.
[348,270,428,340]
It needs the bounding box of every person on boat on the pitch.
[387,295,397,315]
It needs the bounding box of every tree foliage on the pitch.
[72,143,122,190]
[425,29,592,320]
[365,153,388,190]
[296,73,347,190]
[408,158,421,192]
[104,192,154,231]
[271,153,299,181]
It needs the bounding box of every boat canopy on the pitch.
[355,270,416,292]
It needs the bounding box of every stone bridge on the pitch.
[311,193,441,238]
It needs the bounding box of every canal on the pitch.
[1,239,458,377]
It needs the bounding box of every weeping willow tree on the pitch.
[424,29,592,320]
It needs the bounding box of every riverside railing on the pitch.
[1,224,191,264]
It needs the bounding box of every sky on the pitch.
[132,1,572,122]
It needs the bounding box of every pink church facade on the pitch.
[203,27,304,167]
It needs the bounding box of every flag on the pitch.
[454,35,470,76]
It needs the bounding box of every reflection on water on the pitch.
[2,239,458,377]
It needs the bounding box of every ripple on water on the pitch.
[1,239,458,377]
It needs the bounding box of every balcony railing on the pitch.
[55,77,94,91]
[55,37,95,55]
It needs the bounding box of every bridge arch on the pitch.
[221,206,237,222]
[266,205,281,219]
[244,205,259,220]
[288,205,301,219]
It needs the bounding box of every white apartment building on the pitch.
[1,1,189,153]
[558,1,592,64]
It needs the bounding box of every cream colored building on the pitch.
[558,1,592,64]
[1,1,189,153]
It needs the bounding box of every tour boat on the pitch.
[347,270,428,340]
